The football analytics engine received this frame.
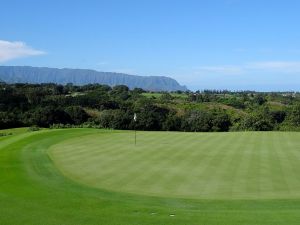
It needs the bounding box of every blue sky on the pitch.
[1,0,300,91]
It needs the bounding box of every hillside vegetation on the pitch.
[1,82,300,131]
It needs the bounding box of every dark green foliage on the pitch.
[1,82,300,131]
[0,111,24,129]
[253,94,267,105]
[285,104,300,126]
[182,110,213,132]
[132,88,145,94]
[27,106,73,128]
[182,110,231,132]
[211,111,232,131]
[94,109,132,129]
[134,99,169,130]
[239,108,274,131]
[162,114,182,131]
[270,110,286,124]
[65,106,90,125]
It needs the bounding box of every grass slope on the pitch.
[1,129,300,224]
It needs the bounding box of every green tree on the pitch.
[65,106,90,125]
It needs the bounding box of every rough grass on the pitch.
[1,128,300,224]
[0,127,28,136]
[142,92,188,99]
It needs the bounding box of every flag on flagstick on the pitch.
[134,113,137,145]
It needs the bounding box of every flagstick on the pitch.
[134,113,137,146]
[135,129,136,146]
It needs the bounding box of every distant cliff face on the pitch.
[0,66,187,91]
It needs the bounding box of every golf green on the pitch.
[49,131,300,200]
[1,128,300,224]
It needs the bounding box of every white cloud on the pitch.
[196,61,300,75]
[246,61,300,73]
[0,40,45,62]
[195,65,243,75]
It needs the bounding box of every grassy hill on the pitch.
[1,128,300,224]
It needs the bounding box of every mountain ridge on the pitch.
[0,66,187,91]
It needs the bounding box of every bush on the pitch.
[182,110,213,132]
[239,113,274,131]
[28,126,40,132]
[28,106,73,127]
[0,132,13,137]
[65,106,90,125]
[162,114,182,131]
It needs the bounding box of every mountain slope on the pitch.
[0,66,187,91]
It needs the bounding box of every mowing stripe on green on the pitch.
[49,131,300,200]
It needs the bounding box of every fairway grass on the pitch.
[1,129,300,224]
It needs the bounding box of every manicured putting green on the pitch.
[49,131,300,200]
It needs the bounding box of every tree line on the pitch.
[1,82,300,132]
